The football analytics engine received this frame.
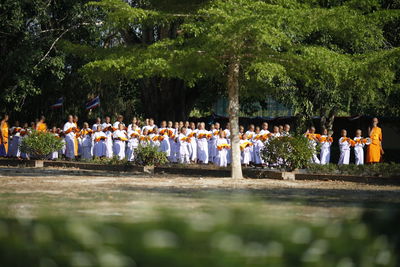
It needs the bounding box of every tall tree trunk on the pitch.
[227,57,243,179]
[320,108,337,131]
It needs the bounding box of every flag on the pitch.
[50,97,64,109]
[85,96,100,110]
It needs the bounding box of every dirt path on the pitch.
[0,172,399,222]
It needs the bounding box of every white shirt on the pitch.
[63,122,76,139]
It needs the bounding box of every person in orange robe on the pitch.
[36,116,47,132]
[73,115,79,157]
[0,114,9,157]
[366,117,383,164]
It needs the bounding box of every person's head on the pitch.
[161,121,167,128]
[30,121,36,128]
[372,117,379,127]
[145,118,150,125]
[279,125,283,133]
[341,129,347,137]
[239,125,244,133]
[179,121,184,128]
[118,123,124,130]
[200,122,205,130]
[219,130,226,139]
[185,121,190,128]
[255,126,260,134]
[190,122,196,130]
[356,129,362,137]
[97,125,102,132]
[262,122,268,130]
[143,129,149,135]
[23,122,29,128]
[284,124,290,133]
[149,118,154,126]
[2,114,9,122]
[117,115,123,122]
[73,115,78,123]
[180,126,187,135]
[40,115,45,122]
[105,116,111,123]
[215,122,220,130]
[168,121,173,128]
[322,127,328,135]
[83,122,89,129]
[273,126,279,133]
[131,117,137,125]
[95,117,101,124]
[248,124,255,132]
[14,121,20,127]
[68,115,73,123]
[309,126,316,134]
[225,122,230,130]
[174,121,179,128]
[210,124,215,130]
[52,126,57,132]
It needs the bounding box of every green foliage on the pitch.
[19,131,63,160]
[261,136,314,171]
[89,155,130,165]
[133,144,168,166]
[0,208,398,266]
[308,162,400,177]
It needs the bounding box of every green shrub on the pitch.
[133,144,168,166]
[261,136,314,171]
[19,131,63,160]
[0,208,398,267]
[89,155,130,165]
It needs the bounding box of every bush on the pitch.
[0,208,398,267]
[19,131,63,160]
[261,136,314,171]
[90,156,130,165]
[133,144,168,166]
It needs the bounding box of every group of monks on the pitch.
[304,117,383,165]
[0,114,383,166]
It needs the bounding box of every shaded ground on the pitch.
[0,168,399,222]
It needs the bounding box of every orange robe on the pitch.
[0,122,9,154]
[36,122,47,132]
[74,122,79,156]
[366,127,382,163]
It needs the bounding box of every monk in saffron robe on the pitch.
[366,117,383,164]
[36,116,47,132]
[0,115,9,157]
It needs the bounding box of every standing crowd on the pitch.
[0,114,383,166]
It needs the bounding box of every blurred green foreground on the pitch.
[0,206,398,267]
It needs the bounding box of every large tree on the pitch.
[75,0,400,178]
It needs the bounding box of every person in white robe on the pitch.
[253,127,264,165]
[113,123,128,160]
[126,128,139,162]
[319,128,333,165]
[245,124,256,163]
[80,123,93,160]
[215,131,230,167]
[113,115,125,130]
[63,115,77,160]
[102,116,113,158]
[353,129,365,165]
[92,117,102,132]
[196,122,209,164]
[93,125,107,158]
[305,127,320,164]
[240,133,252,166]
[188,122,198,162]
[338,129,351,165]
[176,127,190,164]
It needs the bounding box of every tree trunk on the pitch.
[320,108,336,131]
[227,57,243,179]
